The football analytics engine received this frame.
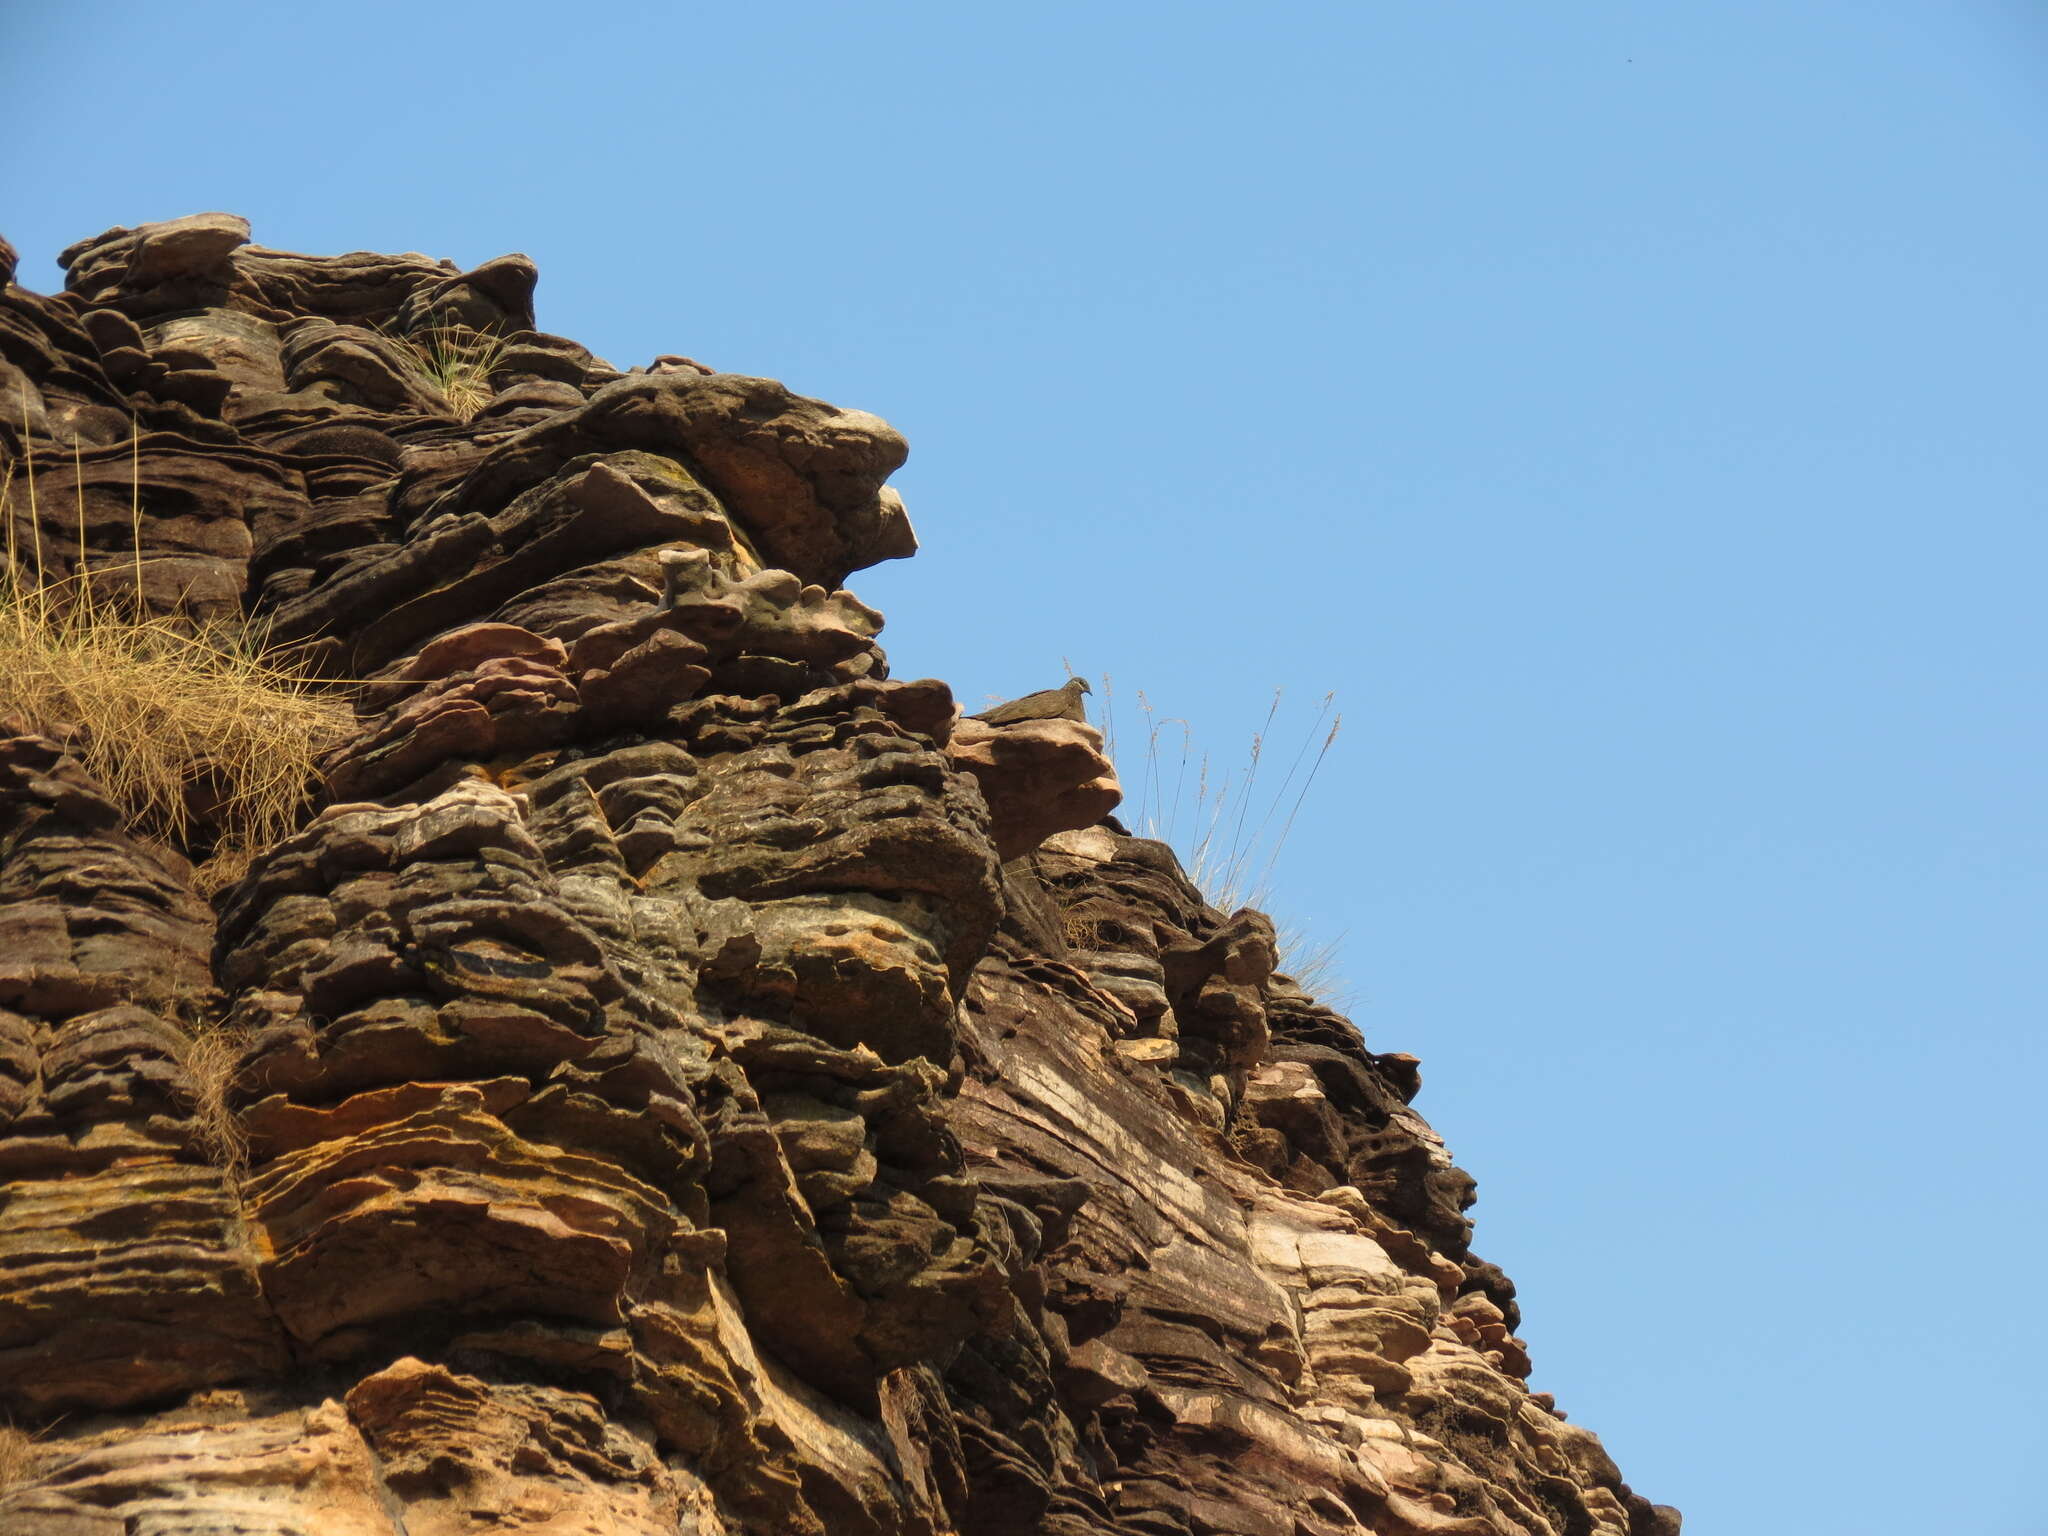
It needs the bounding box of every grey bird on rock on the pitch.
[972,677,1091,725]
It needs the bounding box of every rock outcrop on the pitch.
[0,214,1677,1535]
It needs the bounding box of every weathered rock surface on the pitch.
[0,217,1677,1534]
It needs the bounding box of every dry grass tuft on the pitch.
[1097,677,1342,915]
[174,1022,251,1179]
[0,423,353,866]
[102,969,251,1178]
[392,320,509,422]
[1272,923,1353,1009]
[0,1423,46,1495]
[110,970,216,1028]
[192,845,259,899]
[1059,906,1105,954]
[1094,675,1352,1007]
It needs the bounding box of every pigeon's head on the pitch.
[1066,677,1092,696]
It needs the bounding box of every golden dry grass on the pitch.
[174,1021,251,1179]
[1095,674,1352,1005]
[0,426,353,869]
[392,320,508,422]
[0,1423,45,1495]
[191,844,258,898]
[1096,675,1342,914]
[102,970,251,1179]
[1273,923,1351,1008]
[1059,905,1104,954]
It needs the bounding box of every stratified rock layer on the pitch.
[0,214,1677,1535]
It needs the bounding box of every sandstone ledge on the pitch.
[0,215,1677,1536]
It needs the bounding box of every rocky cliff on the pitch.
[0,214,1677,1536]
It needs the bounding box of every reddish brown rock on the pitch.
[0,219,1677,1536]
[946,716,1123,862]
[0,735,287,1413]
[447,372,918,588]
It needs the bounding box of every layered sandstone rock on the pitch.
[0,213,1677,1535]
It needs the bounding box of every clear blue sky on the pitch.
[6,5,2044,1530]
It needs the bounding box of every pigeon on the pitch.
[972,677,1091,725]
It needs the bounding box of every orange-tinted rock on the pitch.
[946,715,1123,861]
[0,217,1676,1536]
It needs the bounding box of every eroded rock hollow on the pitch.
[0,215,1677,1535]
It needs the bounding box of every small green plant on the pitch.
[1,399,353,881]
[390,319,508,422]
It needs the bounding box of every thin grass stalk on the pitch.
[1164,716,1192,850]
[1240,690,1337,868]
[1119,683,1342,922]
[70,436,89,621]
[128,422,146,616]
[1260,714,1342,899]
[2,410,353,863]
[1138,690,1163,832]
[1220,690,1282,896]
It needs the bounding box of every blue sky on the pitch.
[5,4,2044,1529]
